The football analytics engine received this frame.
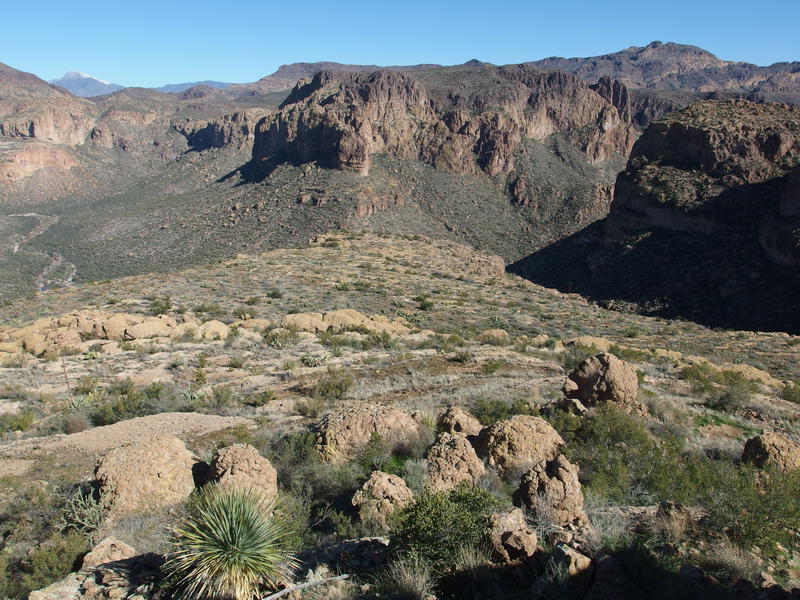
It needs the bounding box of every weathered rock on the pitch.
[209,443,278,501]
[565,336,612,353]
[95,435,196,516]
[563,353,642,412]
[424,432,486,492]
[437,406,482,437]
[514,454,588,528]
[488,508,538,563]
[551,542,592,576]
[124,317,171,340]
[196,320,229,340]
[478,415,564,474]
[351,471,413,530]
[82,537,137,568]
[742,432,800,471]
[281,309,409,335]
[316,402,427,464]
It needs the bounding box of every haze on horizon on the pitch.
[3,0,800,88]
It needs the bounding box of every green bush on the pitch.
[163,484,297,600]
[393,484,502,570]
[312,367,353,403]
[472,396,535,426]
[782,381,800,403]
[560,344,601,372]
[149,296,172,315]
[0,410,36,433]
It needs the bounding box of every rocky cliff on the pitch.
[511,100,800,332]
[252,67,635,177]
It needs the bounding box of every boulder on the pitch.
[95,435,196,517]
[514,454,588,529]
[82,537,137,568]
[97,315,129,340]
[488,508,538,563]
[742,432,800,471]
[478,415,564,475]
[316,402,427,464]
[281,312,326,333]
[352,471,414,530]
[566,336,612,353]
[124,317,171,340]
[209,443,278,501]
[563,353,641,412]
[437,406,482,437]
[551,542,592,576]
[424,432,485,492]
[196,320,229,340]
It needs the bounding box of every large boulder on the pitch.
[563,353,641,412]
[124,317,171,340]
[514,454,588,529]
[351,471,414,530]
[742,432,800,471]
[478,415,564,475]
[95,435,197,517]
[316,402,426,464]
[437,406,482,437]
[488,508,538,563]
[209,443,278,501]
[424,432,486,492]
[82,537,137,568]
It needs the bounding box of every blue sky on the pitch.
[3,0,799,87]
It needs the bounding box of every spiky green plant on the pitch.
[163,484,297,600]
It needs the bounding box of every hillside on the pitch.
[0,232,798,599]
[511,100,800,332]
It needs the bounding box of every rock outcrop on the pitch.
[209,443,279,501]
[281,309,410,335]
[742,432,800,471]
[351,471,414,530]
[563,353,642,413]
[514,454,588,529]
[424,432,486,492]
[252,67,634,177]
[488,508,539,563]
[94,435,197,516]
[511,100,800,333]
[315,402,426,464]
[437,406,482,438]
[478,415,564,475]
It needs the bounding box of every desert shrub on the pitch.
[73,376,99,395]
[472,396,535,425]
[301,354,325,368]
[149,296,172,315]
[393,484,502,570]
[65,415,90,434]
[312,368,353,403]
[244,390,276,407]
[782,381,800,403]
[374,555,436,600]
[226,355,247,369]
[60,485,107,540]
[481,360,504,374]
[264,327,299,348]
[560,344,601,372]
[296,396,327,418]
[163,484,297,600]
[13,531,88,596]
[194,302,223,316]
[363,330,396,350]
[0,410,36,433]
[449,350,472,364]
[232,307,256,320]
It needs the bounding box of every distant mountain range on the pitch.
[48,71,231,97]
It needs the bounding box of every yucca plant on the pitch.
[163,484,297,600]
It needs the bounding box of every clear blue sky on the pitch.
[3,0,798,87]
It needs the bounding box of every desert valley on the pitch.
[0,37,799,600]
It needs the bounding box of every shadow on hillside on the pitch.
[508,218,800,334]
[436,544,731,600]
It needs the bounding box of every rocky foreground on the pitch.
[0,233,798,599]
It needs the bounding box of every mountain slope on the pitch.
[530,41,800,102]
[510,99,800,332]
[49,71,124,97]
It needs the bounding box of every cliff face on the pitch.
[511,100,800,332]
[252,67,635,177]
